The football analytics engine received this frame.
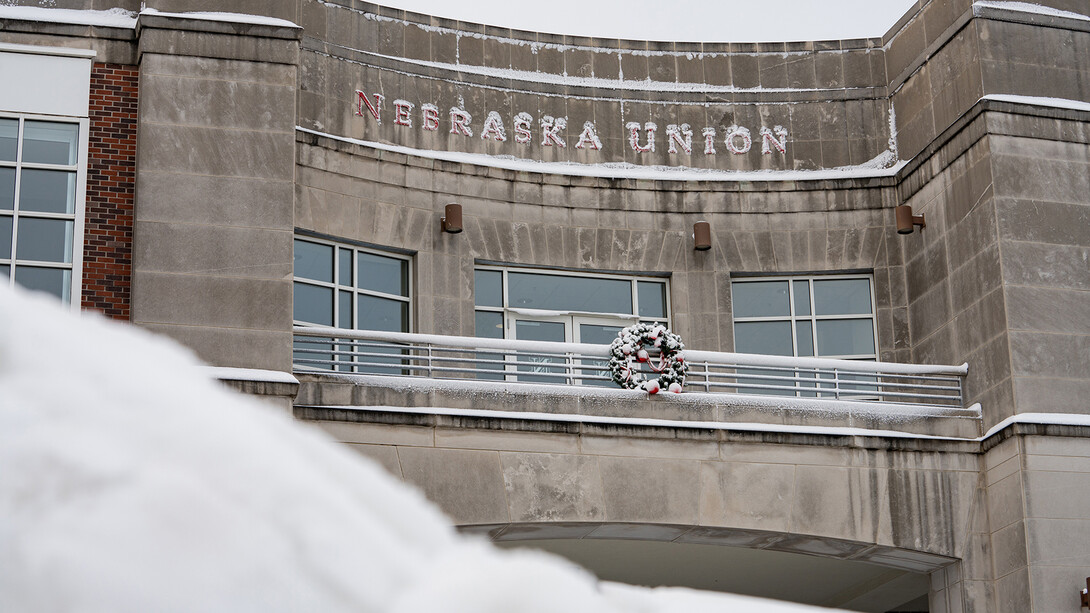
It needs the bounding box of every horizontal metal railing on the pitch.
[292,326,967,407]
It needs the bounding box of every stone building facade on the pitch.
[2,0,1089,611]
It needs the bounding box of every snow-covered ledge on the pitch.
[204,367,300,412]
[294,373,982,440]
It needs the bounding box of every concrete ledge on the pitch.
[209,366,299,411]
[972,2,1090,35]
[138,13,302,40]
[137,17,301,65]
[296,373,984,442]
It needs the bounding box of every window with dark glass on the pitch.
[731,275,878,396]
[1,117,82,304]
[292,237,411,332]
[731,275,876,359]
[473,266,669,384]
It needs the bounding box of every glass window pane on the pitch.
[732,281,790,318]
[19,169,76,214]
[0,264,8,277]
[16,218,73,263]
[22,121,78,165]
[338,248,352,286]
[508,272,631,314]
[514,320,566,383]
[14,266,70,303]
[637,281,667,318]
[816,318,875,356]
[814,278,872,315]
[338,290,352,328]
[475,310,504,339]
[795,321,814,356]
[294,239,333,283]
[793,280,810,316]
[293,282,333,326]
[357,294,408,332]
[358,251,408,297]
[0,168,14,210]
[0,119,16,161]
[0,215,11,259]
[579,323,623,345]
[579,323,623,387]
[734,321,793,356]
[474,269,502,307]
[474,311,505,381]
[515,319,565,342]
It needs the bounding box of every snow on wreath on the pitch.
[608,323,687,394]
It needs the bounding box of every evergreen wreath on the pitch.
[608,323,687,394]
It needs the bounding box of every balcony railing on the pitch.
[292,326,967,407]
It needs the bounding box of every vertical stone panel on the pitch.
[132,21,299,370]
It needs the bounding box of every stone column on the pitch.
[131,13,300,371]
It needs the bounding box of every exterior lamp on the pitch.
[895,205,926,234]
[441,203,463,234]
[693,221,712,251]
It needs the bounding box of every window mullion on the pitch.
[8,117,21,285]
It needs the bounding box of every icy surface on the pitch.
[324,403,977,441]
[0,285,837,612]
[974,1,1090,22]
[982,412,1090,440]
[982,94,1090,113]
[0,6,303,29]
[0,5,136,28]
[298,127,907,182]
[202,366,299,384]
[139,8,300,28]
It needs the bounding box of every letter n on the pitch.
[355,90,385,123]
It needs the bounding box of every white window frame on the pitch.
[292,235,413,332]
[473,265,671,343]
[0,112,89,310]
[731,273,878,360]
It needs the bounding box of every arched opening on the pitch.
[495,538,930,612]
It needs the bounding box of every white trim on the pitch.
[0,42,97,59]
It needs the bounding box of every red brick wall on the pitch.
[81,63,138,320]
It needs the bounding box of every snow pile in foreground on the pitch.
[0,285,831,612]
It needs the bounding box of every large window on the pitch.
[293,236,411,331]
[731,275,877,359]
[0,116,85,305]
[731,275,878,397]
[474,266,669,343]
[474,266,669,384]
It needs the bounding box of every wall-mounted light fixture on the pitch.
[895,205,926,234]
[693,221,712,251]
[1080,577,1089,608]
[441,203,463,234]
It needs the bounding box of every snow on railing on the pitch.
[292,326,967,407]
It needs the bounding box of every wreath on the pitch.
[608,323,687,394]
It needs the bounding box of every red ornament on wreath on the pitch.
[608,323,687,394]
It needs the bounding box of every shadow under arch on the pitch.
[459,522,956,611]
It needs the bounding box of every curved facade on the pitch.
[3,0,1090,611]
